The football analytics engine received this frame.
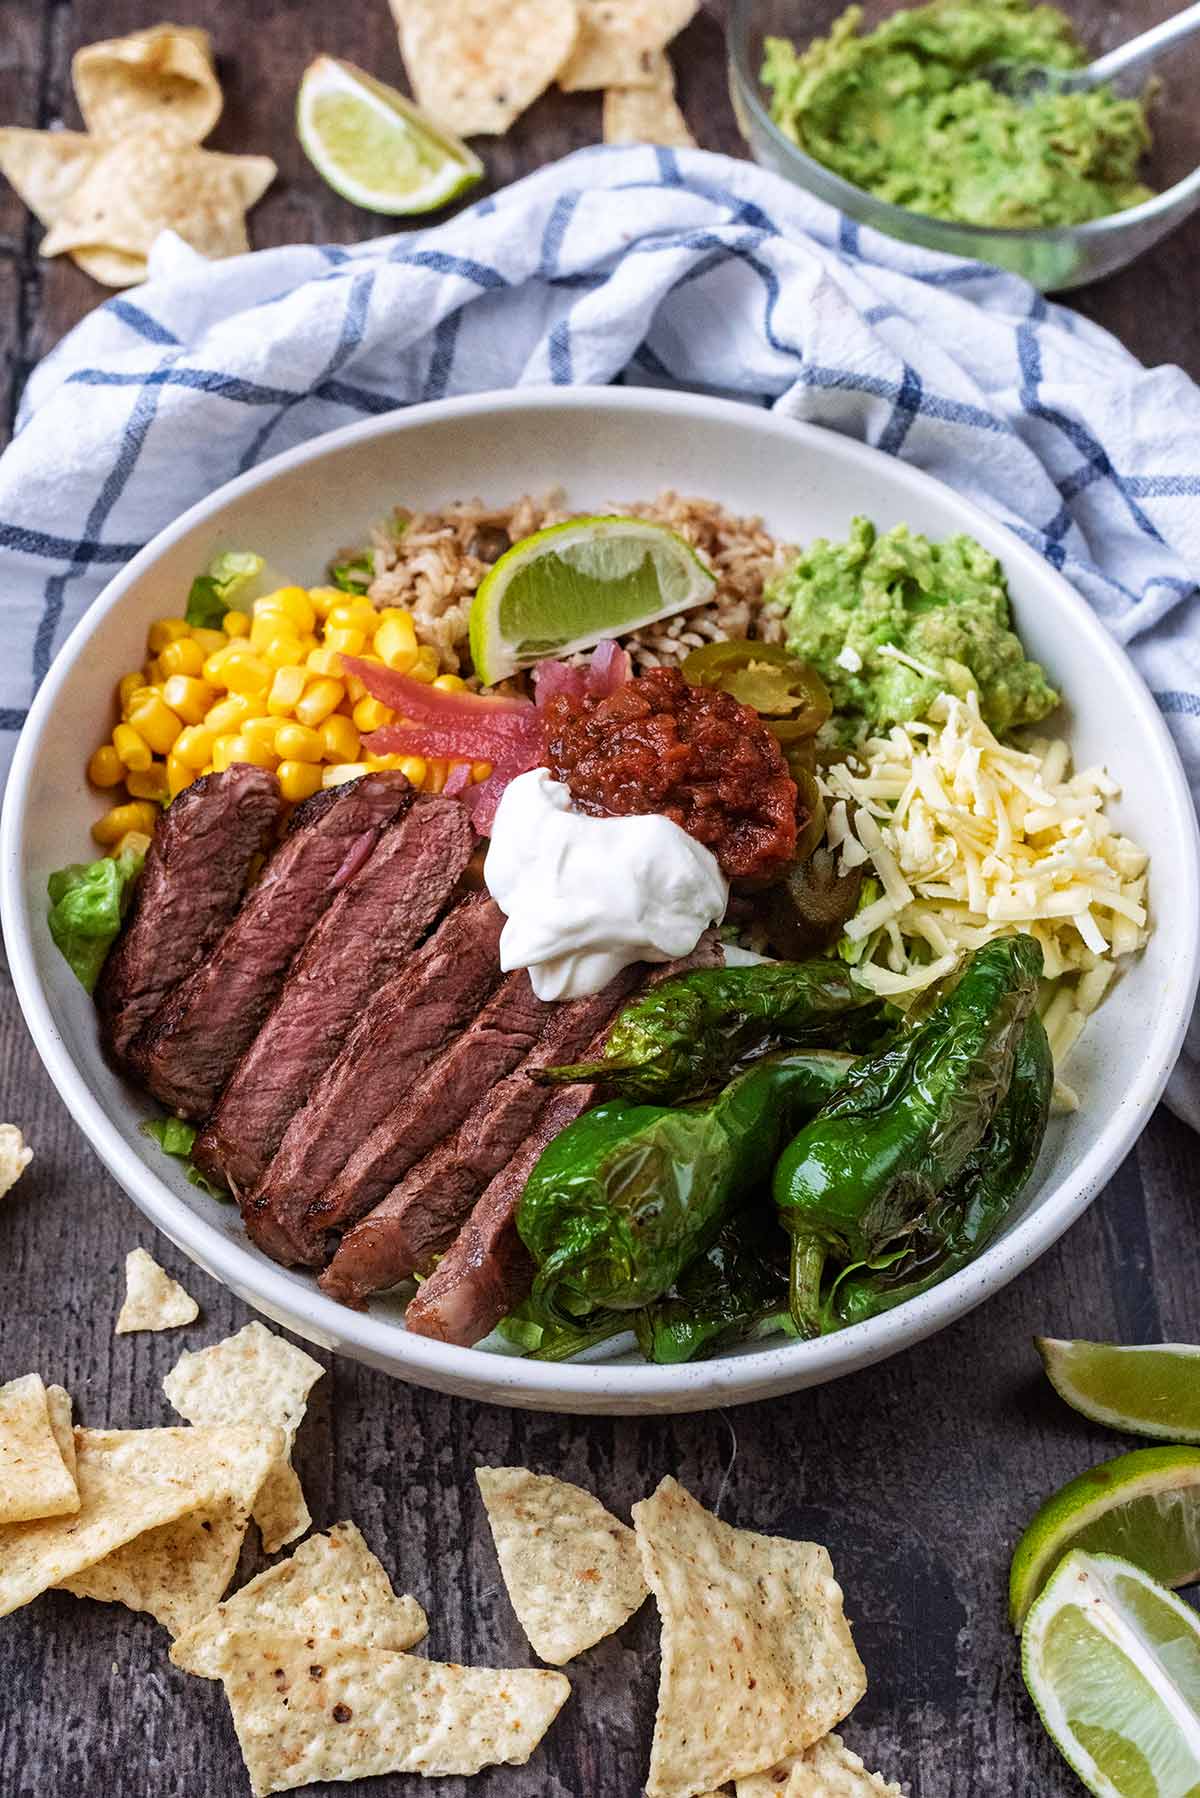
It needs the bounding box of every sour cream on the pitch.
[484,767,729,1001]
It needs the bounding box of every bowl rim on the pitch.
[3,384,1197,1407]
[726,0,1200,247]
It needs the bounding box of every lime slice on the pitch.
[469,518,718,685]
[1022,1550,1200,1797]
[1009,1446,1200,1629]
[297,57,483,216]
[1039,1338,1200,1444]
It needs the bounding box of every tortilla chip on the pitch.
[116,1246,200,1334]
[44,1387,76,1482]
[0,1123,33,1199]
[736,1735,904,1796]
[0,1374,79,1525]
[73,25,222,145]
[392,0,580,136]
[163,1322,323,1553]
[39,128,276,286]
[603,55,695,148]
[61,1497,255,1637]
[0,131,97,230]
[477,1467,647,1664]
[0,1423,282,1619]
[209,1628,570,1795]
[633,1478,867,1798]
[172,1521,428,1678]
[560,0,698,92]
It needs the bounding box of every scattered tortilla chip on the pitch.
[736,1735,904,1797]
[62,1495,258,1637]
[477,1466,647,1664]
[73,25,222,145]
[115,1246,200,1334]
[392,0,580,137]
[172,1520,427,1677]
[44,1387,76,1482]
[0,1423,282,1619]
[39,127,275,287]
[633,1478,867,1798]
[560,0,698,92]
[209,1628,570,1795]
[0,1122,34,1198]
[163,1322,323,1553]
[0,1374,79,1525]
[603,54,695,148]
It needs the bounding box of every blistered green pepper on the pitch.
[821,1012,1053,1332]
[519,1049,854,1322]
[536,962,887,1104]
[634,1209,795,1365]
[773,935,1043,1337]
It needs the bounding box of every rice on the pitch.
[360,491,793,681]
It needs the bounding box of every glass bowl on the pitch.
[728,0,1200,291]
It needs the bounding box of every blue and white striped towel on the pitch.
[3,145,1199,1113]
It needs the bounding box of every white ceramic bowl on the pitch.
[3,388,1196,1415]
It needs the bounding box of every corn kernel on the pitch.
[267,666,308,716]
[375,614,418,671]
[191,627,228,656]
[324,625,368,657]
[160,675,215,727]
[166,753,195,798]
[174,725,215,770]
[262,632,306,670]
[398,756,428,787]
[423,759,448,793]
[257,586,316,633]
[343,654,385,702]
[158,636,206,678]
[365,753,403,771]
[277,759,324,802]
[329,602,377,633]
[250,611,287,653]
[87,744,125,789]
[202,647,236,686]
[432,674,468,694]
[127,763,169,803]
[305,646,343,678]
[147,617,190,653]
[118,672,145,716]
[110,829,153,862]
[223,652,273,697]
[212,734,275,773]
[205,694,256,735]
[320,714,360,763]
[112,722,152,772]
[322,761,371,789]
[308,586,342,620]
[410,645,440,683]
[472,761,492,783]
[127,691,183,755]
[92,800,159,846]
[352,696,394,733]
[223,610,251,638]
[295,677,344,729]
[274,722,323,764]
[242,717,281,755]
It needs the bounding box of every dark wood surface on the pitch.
[2,4,1198,1795]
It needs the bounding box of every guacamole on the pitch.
[762,0,1153,230]
[773,517,1058,734]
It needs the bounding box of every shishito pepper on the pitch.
[821,1011,1053,1332]
[519,1050,855,1323]
[634,1209,794,1365]
[773,934,1043,1337]
[536,961,888,1104]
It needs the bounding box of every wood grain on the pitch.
[1,2,1198,1794]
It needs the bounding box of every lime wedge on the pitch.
[1009,1446,1200,1629]
[1039,1338,1200,1444]
[297,57,483,216]
[469,518,718,685]
[1022,1550,1200,1797]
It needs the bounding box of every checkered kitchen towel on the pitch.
[3,146,1199,1113]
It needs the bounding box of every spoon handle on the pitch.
[1087,1,1200,87]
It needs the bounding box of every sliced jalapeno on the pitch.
[682,641,832,738]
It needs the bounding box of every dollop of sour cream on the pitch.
[484,768,729,1001]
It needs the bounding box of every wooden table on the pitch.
[1,4,1197,1795]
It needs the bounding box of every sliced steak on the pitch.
[193,796,472,1197]
[318,968,640,1307]
[96,766,282,1066]
[303,969,549,1249]
[245,892,505,1267]
[133,772,413,1119]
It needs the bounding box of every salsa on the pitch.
[541,666,800,881]
[762,0,1153,230]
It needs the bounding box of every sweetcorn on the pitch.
[85,580,487,851]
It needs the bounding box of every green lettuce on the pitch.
[47,847,144,992]
[328,554,373,596]
[836,876,882,968]
[140,1116,228,1198]
[185,550,265,629]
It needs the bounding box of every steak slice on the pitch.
[318,968,641,1307]
[303,969,550,1249]
[245,892,505,1267]
[193,795,473,1197]
[133,772,413,1119]
[96,766,282,1066]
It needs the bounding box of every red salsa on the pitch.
[541,666,799,881]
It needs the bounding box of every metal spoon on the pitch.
[986,1,1200,101]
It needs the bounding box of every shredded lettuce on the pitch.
[836,876,882,968]
[185,550,265,629]
[140,1116,228,1198]
[329,554,373,596]
[47,848,144,992]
